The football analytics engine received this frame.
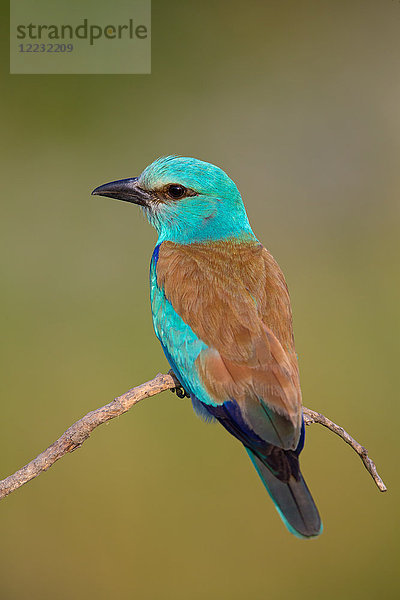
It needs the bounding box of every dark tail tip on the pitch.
[247,449,322,539]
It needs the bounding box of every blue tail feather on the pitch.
[246,448,322,539]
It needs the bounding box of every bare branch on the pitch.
[303,407,387,492]
[0,372,387,501]
[0,372,180,501]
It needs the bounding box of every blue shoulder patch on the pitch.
[151,243,160,266]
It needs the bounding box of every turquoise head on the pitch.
[92,156,256,244]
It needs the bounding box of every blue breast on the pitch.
[150,244,218,411]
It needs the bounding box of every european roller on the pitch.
[92,156,322,539]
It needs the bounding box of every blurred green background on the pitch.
[1,1,399,599]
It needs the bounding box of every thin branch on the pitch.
[0,372,387,501]
[303,407,387,492]
[0,372,180,501]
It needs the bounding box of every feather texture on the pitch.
[156,239,302,449]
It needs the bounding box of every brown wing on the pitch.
[156,240,302,449]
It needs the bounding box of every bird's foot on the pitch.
[172,386,191,399]
[168,370,191,399]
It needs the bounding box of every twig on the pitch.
[303,407,387,492]
[0,372,180,501]
[0,372,387,500]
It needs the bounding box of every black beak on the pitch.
[91,177,151,207]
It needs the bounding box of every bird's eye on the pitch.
[167,184,187,200]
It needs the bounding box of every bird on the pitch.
[92,156,322,539]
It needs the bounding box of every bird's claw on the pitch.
[168,370,191,398]
[169,383,189,399]
[171,385,191,399]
